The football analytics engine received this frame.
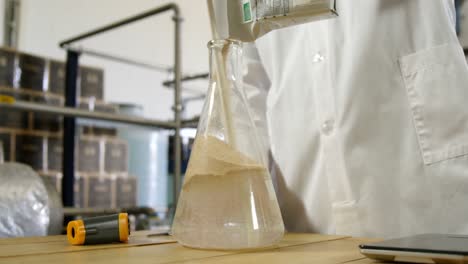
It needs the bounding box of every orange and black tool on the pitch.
[67,213,130,245]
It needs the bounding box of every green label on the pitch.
[243,0,253,23]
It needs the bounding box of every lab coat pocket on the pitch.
[332,200,362,236]
[399,43,468,165]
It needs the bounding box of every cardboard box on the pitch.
[77,136,102,173]
[48,60,65,95]
[85,174,115,208]
[15,133,46,170]
[79,66,103,100]
[47,136,63,171]
[17,53,46,91]
[0,48,16,87]
[14,132,65,172]
[74,174,86,208]
[81,125,117,137]
[0,90,30,129]
[78,100,92,111]
[116,176,137,208]
[0,108,28,129]
[30,94,64,132]
[0,132,12,162]
[94,103,117,113]
[40,173,86,208]
[104,138,128,173]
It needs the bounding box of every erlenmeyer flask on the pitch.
[172,39,284,250]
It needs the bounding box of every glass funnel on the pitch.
[171,39,284,250]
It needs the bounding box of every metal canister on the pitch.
[67,213,130,245]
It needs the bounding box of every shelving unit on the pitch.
[0,100,178,129]
[0,3,189,213]
[59,3,183,211]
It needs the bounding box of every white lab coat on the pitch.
[244,0,468,238]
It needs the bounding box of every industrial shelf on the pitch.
[0,3,187,214]
[0,100,178,129]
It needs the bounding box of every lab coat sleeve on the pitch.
[242,42,271,160]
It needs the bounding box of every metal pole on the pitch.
[173,6,182,209]
[63,46,172,73]
[62,50,79,208]
[0,101,177,129]
[59,4,178,48]
[162,73,209,87]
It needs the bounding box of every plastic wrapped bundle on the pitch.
[0,163,62,237]
[0,141,4,163]
[42,176,64,236]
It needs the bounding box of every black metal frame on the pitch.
[62,50,79,207]
[58,3,183,210]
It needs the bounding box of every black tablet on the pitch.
[359,234,468,263]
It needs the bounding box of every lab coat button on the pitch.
[321,120,334,135]
[313,53,325,63]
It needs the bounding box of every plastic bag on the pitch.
[0,163,50,237]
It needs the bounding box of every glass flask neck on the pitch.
[208,39,243,84]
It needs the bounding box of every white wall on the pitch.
[17,0,211,120]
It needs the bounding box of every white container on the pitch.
[117,104,169,217]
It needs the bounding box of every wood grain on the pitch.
[0,232,374,264]
[0,231,175,258]
[170,238,376,264]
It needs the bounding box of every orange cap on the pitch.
[118,213,129,242]
[67,220,86,245]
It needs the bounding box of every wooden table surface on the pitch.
[0,231,384,264]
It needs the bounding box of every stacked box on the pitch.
[78,100,94,112]
[0,109,28,129]
[14,132,62,172]
[116,176,137,208]
[104,139,128,173]
[94,103,116,113]
[86,174,115,208]
[77,137,102,173]
[0,90,29,129]
[49,61,106,99]
[39,172,90,209]
[30,94,64,132]
[0,48,138,211]
[15,133,46,171]
[81,126,117,137]
[18,53,47,91]
[79,66,104,100]
[76,136,130,174]
[74,174,86,208]
[0,48,16,87]
[48,60,65,95]
[0,132,12,162]
[47,136,63,171]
